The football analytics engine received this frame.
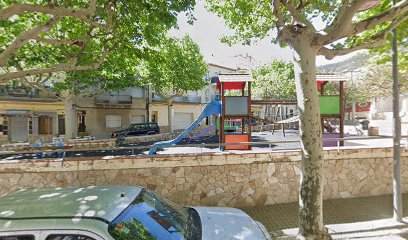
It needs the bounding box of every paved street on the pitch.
[241,194,408,239]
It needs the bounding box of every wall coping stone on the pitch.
[0,146,406,173]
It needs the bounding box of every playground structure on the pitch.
[252,100,298,137]
[147,73,345,154]
[317,74,347,147]
[148,74,254,155]
[217,74,253,150]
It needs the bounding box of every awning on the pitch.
[217,74,254,90]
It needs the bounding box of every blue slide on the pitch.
[148,101,221,155]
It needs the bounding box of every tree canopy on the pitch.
[252,60,295,100]
[142,35,208,100]
[206,0,407,59]
[205,0,408,238]
[357,1,408,69]
[353,60,408,102]
[0,0,197,83]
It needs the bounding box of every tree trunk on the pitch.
[167,99,174,133]
[292,44,331,239]
[391,22,402,221]
[64,94,77,144]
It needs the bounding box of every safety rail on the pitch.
[0,135,406,158]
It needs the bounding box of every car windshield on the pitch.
[108,189,199,240]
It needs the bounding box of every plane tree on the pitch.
[206,0,408,239]
[142,36,208,133]
[353,61,408,102]
[252,59,296,100]
[0,0,196,140]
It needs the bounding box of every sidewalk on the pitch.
[241,194,408,239]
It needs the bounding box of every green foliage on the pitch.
[142,35,208,98]
[251,60,295,100]
[0,0,197,92]
[110,218,156,240]
[206,0,407,62]
[352,60,408,102]
[205,0,340,45]
[348,0,407,67]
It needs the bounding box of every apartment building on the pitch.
[75,87,148,138]
[0,84,64,143]
[0,84,149,142]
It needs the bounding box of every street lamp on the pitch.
[355,0,402,221]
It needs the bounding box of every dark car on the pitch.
[111,122,160,138]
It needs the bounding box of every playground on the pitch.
[0,126,397,161]
[0,73,384,160]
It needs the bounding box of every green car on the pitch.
[0,186,271,240]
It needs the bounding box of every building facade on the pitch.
[0,63,243,142]
[0,85,64,143]
[74,87,148,139]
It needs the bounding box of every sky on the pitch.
[170,1,354,69]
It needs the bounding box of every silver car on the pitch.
[0,186,271,240]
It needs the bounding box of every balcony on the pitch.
[0,86,58,102]
[95,94,133,108]
[151,95,201,104]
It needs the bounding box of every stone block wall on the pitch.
[0,147,406,207]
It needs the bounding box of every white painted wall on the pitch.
[150,103,202,129]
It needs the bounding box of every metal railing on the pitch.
[0,87,58,101]
[95,94,132,104]
[0,135,406,159]
[151,96,201,103]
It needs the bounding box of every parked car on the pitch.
[111,122,160,138]
[0,186,271,240]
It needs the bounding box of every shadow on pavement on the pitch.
[241,194,408,239]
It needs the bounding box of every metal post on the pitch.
[280,105,285,137]
[146,84,150,122]
[350,71,356,123]
[391,1,402,221]
[340,81,345,146]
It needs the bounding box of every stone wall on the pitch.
[0,147,406,207]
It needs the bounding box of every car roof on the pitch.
[131,122,157,125]
[0,185,142,232]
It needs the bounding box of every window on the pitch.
[130,124,140,130]
[140,124,149,129]
[108,190,199,240]
[0,236,34,240]
[78,111,86,133]
[1,117,8,135]
[149,123,158,128]
[29,119,32,134]
[106,115,122,128]
[45,235,95,240]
